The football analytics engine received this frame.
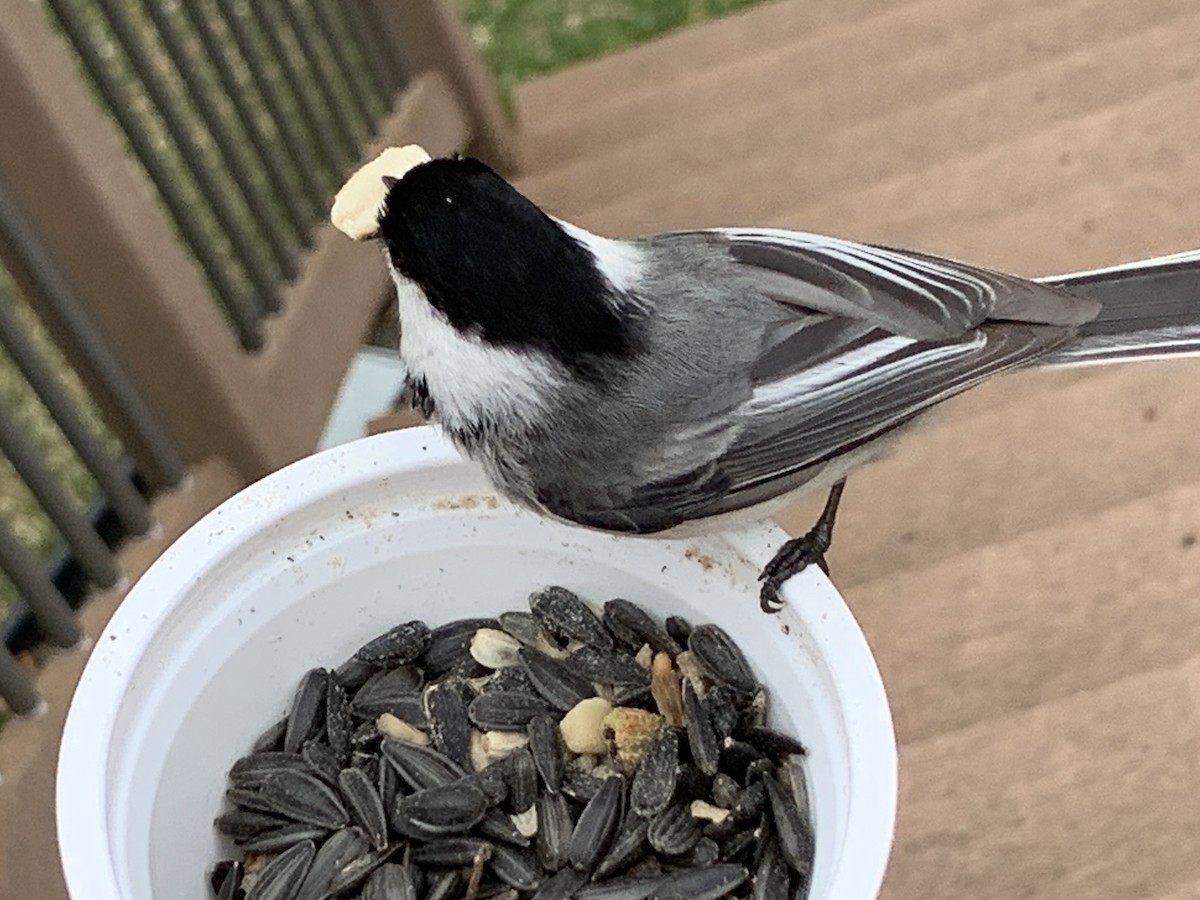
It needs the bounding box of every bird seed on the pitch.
[210,588,813,899]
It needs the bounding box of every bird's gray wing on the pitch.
[563,229,1093,532]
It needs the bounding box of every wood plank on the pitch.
[518,0,914,146]
[841,481,1200,745]
[558,14,1200,235]
[882,659,1200,899]
[518,0,1181,211]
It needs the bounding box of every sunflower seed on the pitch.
[479,807,530,846]
[530,866,587,900]
[253,719,287,753]
[337,767,388,850]
[245,839,316,900]
[702,686,740,742]
[295,827,369,900]
[215,808,288,840]
[425,680,471,768]
[352,669,425,720]
[215,859,242,900]
[285,669,329,754]
[229,752,310,788]
[333,656,379,690]
[763,774,814,877]
[721,741,767,784]
[238,823,329,853]
[519,648,596,711]
[737,725,807,759]
[681,680,719,777]
[570,647,650,687]
[612,684,653,708]
[471,628,523,669]
[506,747,538,814]
[568,774,623,871]
[562,770,607,803]
[602,600,680,656]
[593,812,649,880]
[710,773,740,810]
[530,587,612,650]
[752,837,790,900]
[324,845,404,898]
[225,787,281,816]
[744,757,778,786]
[326,679,352,762]
[421,618,499,676]
[719,821,763,863]
[686,836,720,867]
[390,781,487,838]
[687,626,756,694]
[732,780,766,822]
[497,611,543,647]
[489,844,542,891]
[425,870,463,900]
[260,769,350,829]
[576,876,663,900]
[303,740,343,786]
[362,862,417,900]
[355,621,431,665]
[527,714,565,792]
[354,753,381,785]
[483,665,537,695]
[664,616,692,648]
[468,691,554,730]
[630,725,677,819]
[352,721,382,751]
[381,739,466,790]
[410,837,491,867]
[468,761,512,806]
[778,759,810,823]
[651,864,749,900]
[535,790,575,871]
[647,802,701,856]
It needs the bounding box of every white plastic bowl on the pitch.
[57,426,896,900]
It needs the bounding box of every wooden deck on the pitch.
[513,2,1200,898]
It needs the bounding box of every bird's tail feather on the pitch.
[1033,250,1200,367]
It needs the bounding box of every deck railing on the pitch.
[0,0,514,715]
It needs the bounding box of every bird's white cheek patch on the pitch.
[391,274,564,428]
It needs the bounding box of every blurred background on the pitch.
[2,0,1199,897]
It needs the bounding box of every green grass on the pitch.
[462,0,770,114]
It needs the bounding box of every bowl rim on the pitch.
[57,426,897,900]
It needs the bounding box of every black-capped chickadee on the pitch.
[359,153,1200,611]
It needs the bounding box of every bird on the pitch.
[332,147,1200,612]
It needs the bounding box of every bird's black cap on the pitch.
[377,156,637,373]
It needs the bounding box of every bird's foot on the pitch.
[757,480,846,614]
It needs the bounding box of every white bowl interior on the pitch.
[58,429,895,900]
